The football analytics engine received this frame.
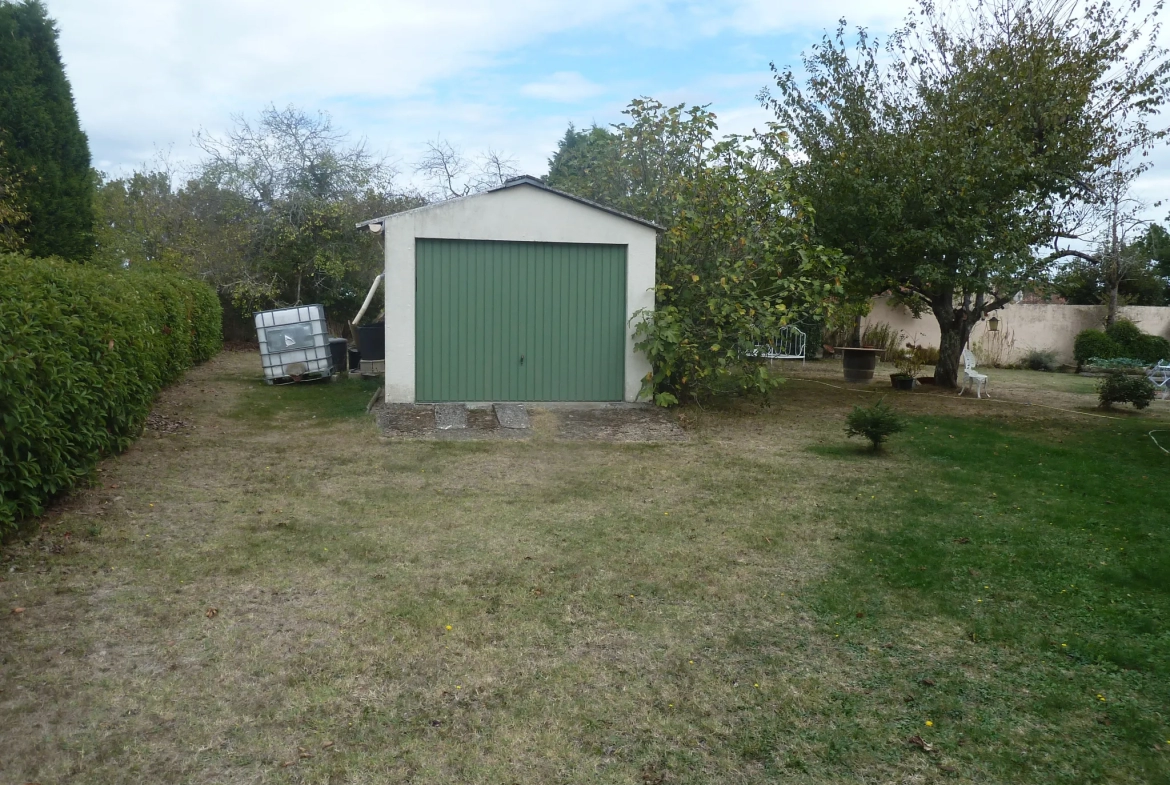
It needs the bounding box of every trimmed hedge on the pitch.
[1074,320,1170,368]
[1,254,222,530]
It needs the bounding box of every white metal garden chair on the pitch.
[750,325,807,364]
[1149,360,1170,400]
[957,348,990,398]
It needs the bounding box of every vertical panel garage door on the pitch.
[416,239,627,402]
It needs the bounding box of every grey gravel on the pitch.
[493,403,530,429]
[434,403,468,430]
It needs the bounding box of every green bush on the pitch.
[1074,329,1120,367]
[1128,333,1170,364]
[1097,371,1155,410]
[845,398,906,451]
[1089,319,1170,364]
[1104,319,1143,348]
[1021,348,1059,372]
[0,254,221,530]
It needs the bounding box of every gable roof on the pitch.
[356,174,662,231]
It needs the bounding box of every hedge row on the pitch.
[1073,319,1170,368]
[1,254,222,530]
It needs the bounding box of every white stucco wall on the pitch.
[863,297,1170,365]
[377,184,658,403]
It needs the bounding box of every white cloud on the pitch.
[521,72,606,103]
[40,0,918,181]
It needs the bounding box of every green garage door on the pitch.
[416,239,627,402]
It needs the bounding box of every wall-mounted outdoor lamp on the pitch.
[987,315,1000,332]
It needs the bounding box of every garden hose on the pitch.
[1150,431,1170,455]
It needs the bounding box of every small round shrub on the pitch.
[1074,329,1119,368]
[1021,348,1059,372]
[1098,371,1155,410]
[1105,319,1143,348]
[845,397,906,451]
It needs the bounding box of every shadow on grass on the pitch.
[806,441,899,459]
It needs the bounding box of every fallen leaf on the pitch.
[280,761,296,768]
[205,607,218,619]
[12,607,25,615]
[968,568,981,577]
[322,741,334,749]
[920,678,936,687]
[953,537,971,544]
[855,612,865,618]
[907,734,937,753]
[299,752,312,759]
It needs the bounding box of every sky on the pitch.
[45,0,907,187]
[44,0,1170,210]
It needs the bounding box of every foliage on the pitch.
[1076,320,1170,365]
[820,299,873,348]
[546,107,846,401]
[1085,356,1149,370]
[891,344,923,379]
[1098,371,1155,409]
[0,140,28,251]
[94,108,425,321]
[545,124,625,206]
[1105,319,1170,363]
[1074,329,1121,367]
[549,99,844,405]
[1020,348,1059,372]
[0,254,221,530]
[765,0,1170,387]
[1052,216,1170,309]
[845,398,906,451]
[190,105,423,315]
[859,322,902,358]
[800,319,824,360]
[0,0,93,259]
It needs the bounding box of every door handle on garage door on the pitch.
[520,354,525,365]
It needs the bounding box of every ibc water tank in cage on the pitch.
[254,305,333,384]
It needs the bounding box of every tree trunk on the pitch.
[930,290,974,388]
[1106,282,1119,327]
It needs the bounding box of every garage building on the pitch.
[358,176,658,404]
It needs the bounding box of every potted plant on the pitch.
[890,343,921,391]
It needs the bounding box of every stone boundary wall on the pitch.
[862,298,1170,365]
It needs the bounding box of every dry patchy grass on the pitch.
[2,352,1167,784]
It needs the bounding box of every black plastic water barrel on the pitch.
[358,323,385,361]
[328,338,347,374]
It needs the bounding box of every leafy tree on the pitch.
[766,0,1170,386]
[0,141,28,251]
[546,124,625,205]
[550,99,845,405]
[1053,217,1170,308]
[193,105,423,314]
[0,0,93,259]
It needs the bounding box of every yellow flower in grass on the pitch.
[925,720,933,727]
[445,625,452,631]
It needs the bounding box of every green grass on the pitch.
[810,416,1170,781]
[230,373,382,422]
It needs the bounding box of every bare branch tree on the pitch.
[415,138,520,199]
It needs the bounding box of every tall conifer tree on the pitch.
[0,0,93,259]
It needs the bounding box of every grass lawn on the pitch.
[2,352,1169,784]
